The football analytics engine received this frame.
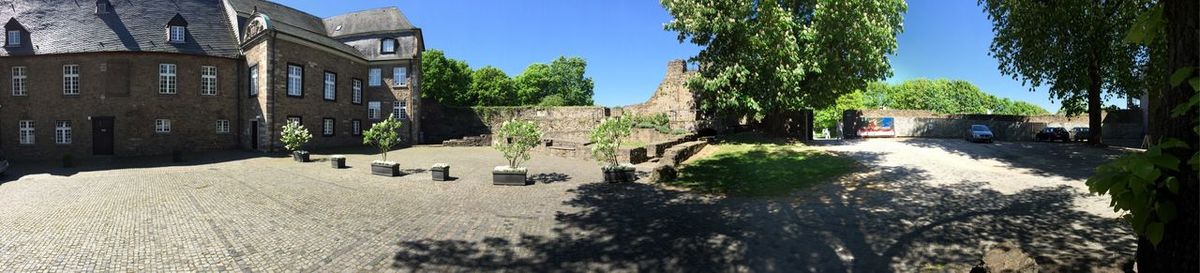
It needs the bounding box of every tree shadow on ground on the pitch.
[899,138,1129,180]
[392,151,1135,272]
[0,150,263,184]
[530,173,572,184]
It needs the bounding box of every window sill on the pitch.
[159,93,177,95]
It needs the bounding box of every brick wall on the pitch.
[0,52,241,161]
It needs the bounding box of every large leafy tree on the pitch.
[661,0,906,123]
[469,66,518,106]
[420,49,474,106]
[979,0,1151,144]
[513,57,595,106]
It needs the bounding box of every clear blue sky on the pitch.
[279,0,1121,112]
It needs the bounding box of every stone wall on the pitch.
[854,109,1144,143]
[617,60,705,132]
[421,103,610,144]
[0,52,241,161]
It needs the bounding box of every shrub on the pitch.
[362,116,404,163]
[538,94,567,107]
[280,120,312,152]
[492,119,542,169]
[589,116,633,167]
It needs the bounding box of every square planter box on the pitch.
[602,168,637,183]
[293,151,310,162]
[431,166,450,181]
[330,157,346,169]
[493,169,529,186]
[371,163,400,177]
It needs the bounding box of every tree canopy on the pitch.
[979,0,1153,143]
[420,50,594,107]
[661,0,907,118]
[420,50,473,106]
[813,79,1050,129]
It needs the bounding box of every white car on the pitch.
[966,124,994,143]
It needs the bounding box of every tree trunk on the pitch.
[1138,0,1199,272]
[1087,63,1105,145]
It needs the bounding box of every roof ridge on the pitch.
[247,0,325,27]
[321,6,399,20]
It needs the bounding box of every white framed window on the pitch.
[216,120,230,134]
[369,68,382,86]
[380,38,396,54]
[11,66,26,96]
[159,64,177,94]
[169,26,186,43]
[323,72,336,101]
[352,119,362,136]
[351,79,363,104]
[287,64,303,96]
[249,65,259,96]
[393,67,407,87]
[6,30,20,47]
[368,101,381,120]
[322,118,334,136]
[393,100,408,119]
[63,64,80,95]
[18,120,33,144]
[55,120,71,144]
[201,66,217,96]
[155,119,171,133]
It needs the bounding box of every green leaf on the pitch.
[1166,176,1181,194]
[1146,154,1181,171]
[1170,67,1195,87]
[1131,160,1159,181]
[1157,201,1178,223]
[1158,138,1190,149]
[1190,77,1199,92]
[1190,152,1200,170]
[1148,222,1165,246]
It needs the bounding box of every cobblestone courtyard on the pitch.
[0,141,1135,272]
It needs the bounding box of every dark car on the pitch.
[1036,127,1070,142]
[1071,127,1091,142]
[966,124,994,143]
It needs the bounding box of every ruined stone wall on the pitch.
[620,60,704,131]
[421,103,610,144]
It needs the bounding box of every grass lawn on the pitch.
[668,134,857,197]
[621,140,647,149]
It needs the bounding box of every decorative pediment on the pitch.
[244,14,273,40]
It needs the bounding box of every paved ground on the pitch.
[0,139,1136,272]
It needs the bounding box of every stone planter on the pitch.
[492,167,528,186]
[431,164,450,181]
[293,151,310,162]
[602,166,637,183]
[330,156,346,169]
[371,162,400,177]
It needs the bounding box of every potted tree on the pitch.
[590,116,636,183]
[363,116,403,176]
[281,120,313,162]
[492,119,542,186]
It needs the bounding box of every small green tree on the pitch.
[362,117,404,162]
[492,119,542,169]
[589,116,633,168]
[280,120,312,152]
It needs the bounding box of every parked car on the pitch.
[1071,127,1091,142]
[966,124,994,143]
[1036,127,1070,142]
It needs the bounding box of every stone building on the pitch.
[0,0,423,161]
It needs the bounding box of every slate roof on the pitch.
[0,0,240,58]
[323,7,415,38]
[226,0,365,59]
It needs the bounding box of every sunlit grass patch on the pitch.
[669,140,856,197]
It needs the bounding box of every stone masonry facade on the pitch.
[0,0,424,161]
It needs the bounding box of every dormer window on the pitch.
[95,0,113,14]
[166,14,188,43]
[380,38,396,54]
[4,18,26,48]
[6,30,19,47]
